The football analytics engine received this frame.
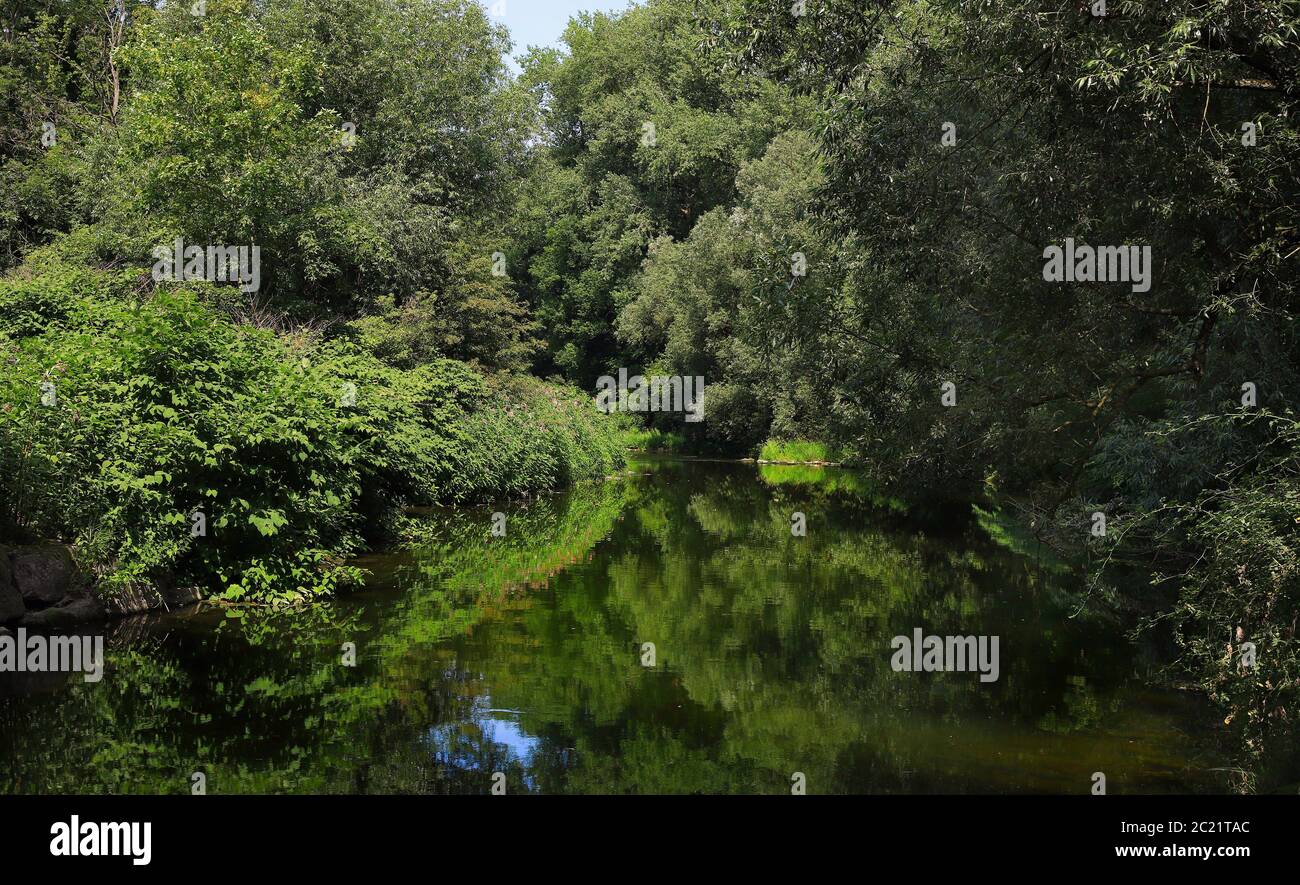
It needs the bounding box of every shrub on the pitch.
[0,265,625,604]
[435,374,626,502]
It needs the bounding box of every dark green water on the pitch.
[0,456,1226,794]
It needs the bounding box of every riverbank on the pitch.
[0,542,209,630]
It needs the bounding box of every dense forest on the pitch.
[1,0,1297,787]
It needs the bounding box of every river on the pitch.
[0,456,1226,794]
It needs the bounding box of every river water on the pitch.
[1,456,1226,794]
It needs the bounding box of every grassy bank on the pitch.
[757,440,846,464]
[621,426,687,453]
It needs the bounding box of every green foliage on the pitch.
[0,263,624,603]
[758,439,840,463]
[1167,465,1300,782]
[435,373,627,502]
[618,130,866,453]
[0,0,128,269]
[1125,414,1300,785]
[621,427,687,453]
[4,0,539,370]
[728,0,1300,494]
[0,0,627,606]
[4,0,1298,790]
[348,234,540,373]
[723,0,1300,783]
[510,0,812,386]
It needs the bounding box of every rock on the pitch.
[0,588,20,625]
[0,550,23,624]
[12,546,83,609]
[100,570,202,616]
[19,594,107,630]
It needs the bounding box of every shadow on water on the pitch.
[0,456,1228,794]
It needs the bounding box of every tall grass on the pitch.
[758,439,842,463]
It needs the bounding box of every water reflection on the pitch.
[0,457,1224,793]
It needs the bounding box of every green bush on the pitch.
[436,374,626,501]
[0,265,625,604]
